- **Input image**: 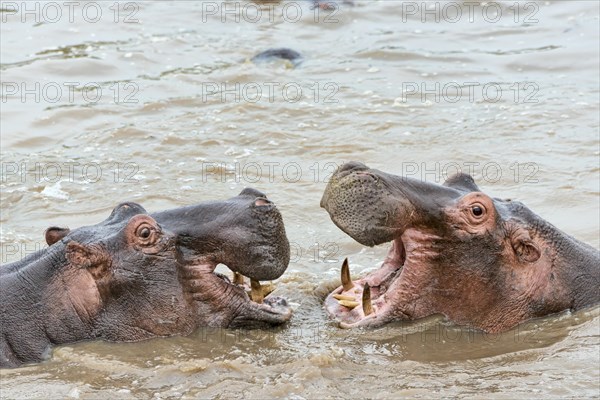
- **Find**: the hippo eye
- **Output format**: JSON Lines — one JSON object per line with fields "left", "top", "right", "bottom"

{"left": 135, "top": 224, "right": 157, "bottom": 243}
{"left": 471, "top": 205, "right": 484, "bottom": 217}
{"left": 139, "top": 227, "right": 151, "bottom": 239}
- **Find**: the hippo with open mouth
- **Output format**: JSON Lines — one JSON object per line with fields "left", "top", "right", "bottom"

{"left": 0, "top": 188, "right": 292, "bottom": 368}
{"left": 321, "top": 161, "right": 599, "bottom": 333}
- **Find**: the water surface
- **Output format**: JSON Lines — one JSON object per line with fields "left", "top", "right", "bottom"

{"left": 1, "top": 1, "right": 599, "bottom": 398}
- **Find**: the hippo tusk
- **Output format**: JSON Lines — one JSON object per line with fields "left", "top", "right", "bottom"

{"left": 333, "top": 294, "right": 355, "bottom": 301}
{"left": 362, "top": 283, "right": 373, "bottom": 316}
{"left": 341, "top": 258, "right": 354, "bottom": 291}
{"left": 261, "top": 281, "right": 275, "bottom": 297}
{"left": 338, "top": 300, "right": 360, "bottom": 309}
{"left": 233, "top": 272, "right": 245, "bottom": 286}
{"left": 250, "top": 279, "right": 264, "bottom": 303}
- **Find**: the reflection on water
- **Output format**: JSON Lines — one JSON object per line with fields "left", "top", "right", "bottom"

{"left": 1, "top": 1, "right": 599, "bottom": 398}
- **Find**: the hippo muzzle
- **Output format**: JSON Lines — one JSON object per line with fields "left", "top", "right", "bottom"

{"left": 151, "top": 188, "right": 292, "bottom": 328}
{"left": 153, "top": 188, "right": 290, "bottom": 281}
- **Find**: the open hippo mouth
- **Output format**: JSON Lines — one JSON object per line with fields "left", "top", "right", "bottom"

{"left": 179, "top": 259, "right": 292, "bottom": 328}
{"left": 322, "top": 234, "right": 412, "bottom": 328}
{"left": 323, "top": 225, "right": 445, "bottom": 328}
{"left": 152, "top": 188, "right": 293, "bottom": 328}
{"left": 320, "top": 163, "right": 420, "bottom": 327}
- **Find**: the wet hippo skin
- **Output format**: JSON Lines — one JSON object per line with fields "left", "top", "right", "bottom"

{"left": 321, "top": 161, "right": 600, "bottom": 332}
{"left": 0, "top": 189, "right": 292, "bottom": 368}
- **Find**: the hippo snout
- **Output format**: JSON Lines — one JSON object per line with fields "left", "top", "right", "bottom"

{"left": 154, "top": 188, "right": 290, "bottom": 282}
{"left": 321, "top": 162, "right": 370, "bottom": 209}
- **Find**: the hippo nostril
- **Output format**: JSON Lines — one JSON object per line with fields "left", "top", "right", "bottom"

{"left": 254, "top": 198, "right": 272, "bottom": 207}
{"left": 356, "top": 171, "right": 375, "bottom": 179}
{"left": 239, "top": 188, "right": 267, "bottom": 198}
{"left": 337, "top": 161, "right": 368, "bottom": 174}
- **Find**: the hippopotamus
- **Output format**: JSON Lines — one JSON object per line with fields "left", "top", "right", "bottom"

{"left": 250, "top": 48, "right": 303, "bottom": 67}
{"left": 0, "top": 188, "right": 292, "bottom": 368}
{"left": 321, "top": 161, "right": 599, "bottom": 333}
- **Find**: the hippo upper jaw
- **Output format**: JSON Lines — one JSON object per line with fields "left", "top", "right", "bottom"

{"left": 320, "top": 161, "right": 458, "bottom": 247}
{"left": 154, "top": 188, "right": 291, "bottom": 282}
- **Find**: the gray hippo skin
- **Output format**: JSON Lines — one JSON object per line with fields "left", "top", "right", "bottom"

{"left": 321, "top": 162, "right": 599, "bottom": 332}
{"left": 251, "top": 48, "right": 302, "bottom": 66}
{"left": 1, "top": 188, "right": 291, "bottom": 368}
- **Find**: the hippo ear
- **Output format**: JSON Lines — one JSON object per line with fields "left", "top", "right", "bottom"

{"left": 45, "top": 227, "right": 70, "bottom": 246}
{"left": 107, "top": 202, "right": 148, "bottom": 224}
{"left": 443, "top": 173, "right": 480, "bottom": 192}
{"left": 510, "top": 229, "right": 541, "bottom": 263}
{"left": 65, "top": 241, "right": 110, "bottom": 279}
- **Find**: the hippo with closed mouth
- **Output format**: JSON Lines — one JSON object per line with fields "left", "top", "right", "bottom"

{"left": 321, "top": 161, "right": 599, "bottom": 332}
{"left": 0, "top": 188, "right": 291, "bottom": 368}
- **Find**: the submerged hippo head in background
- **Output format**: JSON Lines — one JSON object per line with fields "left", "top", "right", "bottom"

{"left": 321, "top": 161, "right": 599, "bottom": 332}
{"left": 1, "top": 188, "right": 291, "bottom": 368}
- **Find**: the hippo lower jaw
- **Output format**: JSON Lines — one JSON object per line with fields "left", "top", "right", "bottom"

{"left": 326, "top": 227, "right": 442, "bottom": 328}
{"left": 182, "top": 262, "right": 292, "bottom": 328}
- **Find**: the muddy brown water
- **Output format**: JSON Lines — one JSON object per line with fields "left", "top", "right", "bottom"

{"left": 1, "top": 1, "right": 599, "bottom": 399}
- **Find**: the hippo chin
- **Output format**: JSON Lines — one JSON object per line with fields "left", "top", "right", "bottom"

{"left": 1, "top": 188, "right": 291, "bottom": 368}
{"left": 321, "top": 161, "right": 599, "bottom": 333}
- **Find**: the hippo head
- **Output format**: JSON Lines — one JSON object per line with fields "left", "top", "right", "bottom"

{"left": 45, "top": 189, "right": 291, "bottom": 342}
{"left": 321, "top": 162, "right": 599, "bottom": 333}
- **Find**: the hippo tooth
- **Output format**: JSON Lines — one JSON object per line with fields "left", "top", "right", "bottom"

{"left": 341, "top": 258, "right": 354, "bottom": 291}
{"left": 362, "top": 284, "right": 373, "bottom": 316}
{"left": 338, "top": 300, "right": 360, "bottom": 309}
{"left": 250, "top": 279, "right": 264, "bottom": 303}
{"left": 261, "top": 281, "right": 275, "bottom": 297}
{"left": 333, "top": 294, "right": 355, "bottom": 301}
{"left": 233, "top": 272, "right": 245, "bottom": 286}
